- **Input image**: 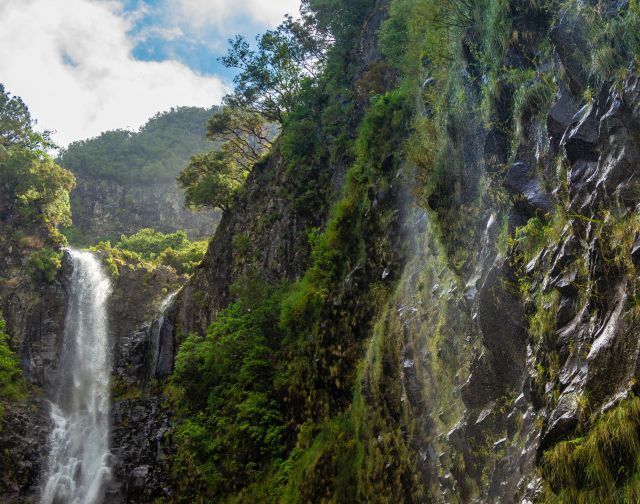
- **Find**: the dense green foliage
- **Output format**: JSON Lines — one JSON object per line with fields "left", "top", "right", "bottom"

{"left": 170, "top": 0, "right": 411, "bottom": 494}
{"left": 25, "top": 247, "right": 63, "bottom": 284}
{"left": 170, "top": 0, "right": 640, "bottom": 502}
{"left": 178, "top": 14, "right": 323, "bottom": 212}
{"left": 92, "top": 228, "right": 207, "bottom": 276}
{"left": 0, "top": 83, "right": 53, "bottom": 150}
{"left": 171, "top": 285, "right": 285, "bottom": 498}
{"left": 221, "top": 15, "right": 329, "bottom": 123}
{"left": 0, "top": 313, "right": 25, "bottom": 427}
{"left": 178, "top": 150, "right": 248, "bottom": 211}
{"left": 58, "top": 107, "right": 216, "bottom": 184}
{"left": 0, "top": 84, "right": 75, "bottom": 245}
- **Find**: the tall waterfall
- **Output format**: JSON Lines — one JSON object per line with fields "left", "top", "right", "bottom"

{"left": 41, "top": 249, "right": 113, "bottom": 504}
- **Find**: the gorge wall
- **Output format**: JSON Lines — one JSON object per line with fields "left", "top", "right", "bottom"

{"left": 170, "top": 0, "right": 640, "bottom": 502}
{"left": 70, "top": 175, "right": 220, "bottom": 242}
{"left": 2, "top": 0, "right": 640, "bottom": 503}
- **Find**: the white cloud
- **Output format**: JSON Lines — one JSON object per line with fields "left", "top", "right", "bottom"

{"left": 172, "top": 0, "right": 301, "bottom": 31}
{"left": 0, "top": 0, "right": 229, "bottom": 146}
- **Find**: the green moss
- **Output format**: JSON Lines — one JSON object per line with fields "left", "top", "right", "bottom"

{"left": 542, "top": 396, "right": 640, "bottom": 502}
{"left": 0, "top": 313, "right": 26, "bottom": 428}
{"left": 111, "top": 377, "right": 143, "bottom": 401}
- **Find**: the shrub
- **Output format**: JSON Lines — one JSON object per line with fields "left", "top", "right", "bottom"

{"left": 25, "top": 247, "right": 62, "bottom": 283}
{"left": 0, "top": 313, "right": 25, "bottom": 427}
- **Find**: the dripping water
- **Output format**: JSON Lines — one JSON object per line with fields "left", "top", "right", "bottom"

{"left": 41, "top": 249, "right": 112, "bottom": 504}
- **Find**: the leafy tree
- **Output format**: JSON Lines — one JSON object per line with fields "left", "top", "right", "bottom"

{"left": 0, "top": 84, "right": 75, "bottom": 236}
{"left": 171, "top": 287, "right": 284, "bottom": 496}
{"left": 178, "top": 150, "right": 247, "bottom": 211}
{"left": 221, "top": 15, "right": 330, "bottom": 123}
{"left": 93, "top": 228, "right": 208, "bottom": 276}
{"left": 115, "top": 228, "right": 192, "bottom": 258}
{"left": 301, "top": 0, "right": 375, "bottom": 45}
{"left": 0, "top": 83, "right": 53, "bottom": 151}
{"left": 206, "top": 108, "right": 274, "bottom": 170}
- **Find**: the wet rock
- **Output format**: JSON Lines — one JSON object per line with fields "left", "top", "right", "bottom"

{"left": 126, "top": 466, "right": 150, "bottom": 502}
{"left": 550, "top": 12, "right": 590, "bottom": 96}
{"left": 0, "top": 398, "right": 49, "bottom": 500}
{"left": 585, "top": 282, "right": 640, "bottom": 406}
{"left": 562, "top": 104, "right": 600, "bottom": 164}
{"left": 503, "top": 162, "right": 552, "bottom": 215}
{"left": 541, "top": 391, "right": 579, "bottom": 450}
{"left": 547, "top": 91, "right": 579, "bottom": 149}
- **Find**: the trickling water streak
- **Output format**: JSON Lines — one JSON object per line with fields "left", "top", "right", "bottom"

{"left": 41, "top": 249, "right": 112, "bottom": 504}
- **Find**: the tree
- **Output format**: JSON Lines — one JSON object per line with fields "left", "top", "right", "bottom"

{"left": 0, "top": 84, "right": 75, "bottom": 235}
{"left": 178, "top": 11, "right": 334, "bottom": 213}
{"left": 220, "top": 15, "right": 330, "bottom": 123}
{"left": 206, "top": 108, "right": 274, "bottom": 171}
{"left": 177, "top": 151, "right": 247, "bottom": 211}
{"left": 301, "top": 0, "right": 374, "bottom": 44}
{"left": 0, "top": 84, "right": 53, "bottom": 151}
{"left": 177, "top": 108, "right": 276, "bottom": 213}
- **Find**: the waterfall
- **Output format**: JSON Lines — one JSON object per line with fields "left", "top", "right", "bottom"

{"left": 41, "top": 249, "right": 113, "bottom": 504}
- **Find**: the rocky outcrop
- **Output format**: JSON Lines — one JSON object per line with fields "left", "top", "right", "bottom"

{"left": 0, "top": 241, "right": 72, "bottom": 499}
{"left": 71, "top": 174, "right": 220, "bottom": 242}
{"left": 0, "top": 397, "right": 50, "bottom": 502}
{"left": 175, "top": 148, "right": 327, "bottom": 335}
{"left": 106, "top": 265, "right": 182, "bottom": 503}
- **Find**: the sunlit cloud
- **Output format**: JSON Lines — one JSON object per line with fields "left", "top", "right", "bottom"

{"left": 0, "top": 0, "right": 229, "bottom": 146}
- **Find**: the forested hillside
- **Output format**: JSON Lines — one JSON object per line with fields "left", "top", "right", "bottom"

{"left": 59, "top": 107, "right": 221, "bottom": 243}
{"left": 2, "top": 0, "right": 640, "bottom": 502}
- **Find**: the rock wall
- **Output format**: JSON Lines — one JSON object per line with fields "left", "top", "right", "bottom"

{"left": 0, "top": 241, "right": 180, "bottom": 501}
{"left": 0, "top": 236, "right": 71, "bottom": 500}
{"left": 104, "top": 259, "right": 183, "bottom": 503}
{"left": 170, "top": 2, "right": 640, "bottom": 502}
{"left": 71, "top": 174, "right": 220, "bottom": 242}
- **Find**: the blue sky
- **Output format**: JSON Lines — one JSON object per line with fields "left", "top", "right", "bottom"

{"left": 125, "top": 0, "right": 237, "bottom": 79}
{"left": 0, "top": 0, "right": 300, "bottom": 146}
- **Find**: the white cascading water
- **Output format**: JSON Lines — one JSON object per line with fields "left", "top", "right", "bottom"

{"left": 41, "top": 249, "right": 113, "bottom": 504}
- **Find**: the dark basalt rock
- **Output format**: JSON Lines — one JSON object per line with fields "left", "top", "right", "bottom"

{"left": 550, "top": 11, "right": 590, "bottom": 96}
{"left": 547, "top": 90, "right": 579, "bottom": 150}
{"left": 0, "top": 397, "right": 49, "bottom": 501}
{"left": 562, "top": 103, "right": 600, "bottom": 164}
{"left": 71, "top": 174, "right": 220, "bottom": 242}
{"left": 108, "top": 284, "right": 179, "bottom": 503}
{"left": 503, "top": 161, "right": 553, "bottom": 216}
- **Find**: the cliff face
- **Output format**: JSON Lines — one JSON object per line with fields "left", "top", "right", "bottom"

{"left": 0, "top": 237, "right": 180, "bottom": 501}
{"left": 71, "top": 175, "right": 220, "bottom": 242}
{"left": 3, "top": 1, "right": 640, "bottom": 502}
{"left": 171, "top": 1, "right": 640, "bottom": 502}
{"left": 105, "top": 259, "right": 183, "bottom": 503}
{"left": 0, "top": 229, "right": 71, "bottom": 499}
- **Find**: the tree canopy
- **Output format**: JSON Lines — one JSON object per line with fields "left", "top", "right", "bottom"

{"left": 0, "top": 84, "right": 75, "bottom": 239}
{"left": 178, "top": 150, "right": 248, "bottom": 211}
{"left": 221, "top": 15, "right": 330, "bottom": 123}
{"left": 58, "top": 106, "right": 218, "bottom": 185}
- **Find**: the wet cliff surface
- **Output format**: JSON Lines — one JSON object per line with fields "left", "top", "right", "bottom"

{"left": 3, "top": 1, "right": 640, "bottom": 502}
{"left": 171, "top": 1, "right": 640, "bottom": 502}
{"left": 0, "top": 233, "right": 71, "bottom": 500}
{"left": 0, "top": 243, "right": 179, "bottom": 501}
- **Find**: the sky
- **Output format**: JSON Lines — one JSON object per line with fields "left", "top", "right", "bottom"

{"left": 0, "top": 0, "right": 300, "bottom": 147}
